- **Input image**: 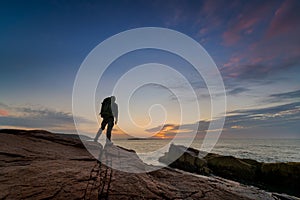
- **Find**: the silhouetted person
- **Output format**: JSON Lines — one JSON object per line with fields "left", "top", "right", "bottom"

{"left": 94, "top": 96, "right": 118, "bottom": 143}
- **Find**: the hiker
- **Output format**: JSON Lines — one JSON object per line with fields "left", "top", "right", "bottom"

{"left": 94, "top": 96, "right": 118, "bottom": 143}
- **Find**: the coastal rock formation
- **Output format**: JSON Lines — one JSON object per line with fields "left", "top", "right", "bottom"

{"left": 0, "top": 129, "right": 296, "bottom": 200}
{"left": 159, "top": 144, "right": 211, "bottom": 175}
{"left": 260, "top": 162, "right": 300, "bottom": 196}
{"left": 159, "top": 144, "right": 300, "bottom": 198}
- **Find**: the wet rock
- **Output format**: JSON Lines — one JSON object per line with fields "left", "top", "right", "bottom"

{"left": 205, "top": 155, "right": 257, "bottom": 182}
{"left": 260, "top": 162, "right": 300, "bottom": 195}
{"left": 159, "top": 143, "right": 300, "bottom": 198}
{"left": 159, "top": 144, "right": 211, "bottom": 175}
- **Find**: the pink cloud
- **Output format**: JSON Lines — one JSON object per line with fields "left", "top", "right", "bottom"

{"left": 221, "top": 55, "right": 245, "bottom": 79}
{"left": 266, "top": 0, "right": 300, "bottom": 38}
{"left": 223, "top": 55, "right": 241, "bottom": 68}
{"left": 222, "top": 1, "right": 300, "bottom": 79}
{"left": 0, "top": 109, "right": 9, "bottom": 116}
{"left": 222, "top": 31, "right": 241, "bottom": 46}
{"left": 202, "top": 1, "right": 221, "bottom": 14}
{"left": 222, "top": 2, "right": 277, "bottom": 46}
{"left": 198, "top": 27, "right": 209, "bottom": 35}
{"left": 199, "top": 0, "right": 231, "bottom": 31}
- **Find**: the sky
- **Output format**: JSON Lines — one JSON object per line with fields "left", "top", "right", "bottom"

{"left": 1, "top": 0, "right": 300, "bottom": 139}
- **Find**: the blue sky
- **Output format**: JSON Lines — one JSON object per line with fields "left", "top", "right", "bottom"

{"left": 1, "top": 0, "right": 300, "bottom": 138}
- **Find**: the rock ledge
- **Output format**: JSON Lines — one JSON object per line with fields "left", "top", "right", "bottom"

{"left": 0, "top": 129, "right": 298, "bottom": 200}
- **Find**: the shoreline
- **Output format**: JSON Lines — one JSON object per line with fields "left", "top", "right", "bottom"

{"left": 159, "top": 144, "right": 300, "bottom": 197}
{"left": 113, "top": 138, "right": 300, "bottom": 163}
{"left": 1, "top": 129, "right": 299, "bottom": 199}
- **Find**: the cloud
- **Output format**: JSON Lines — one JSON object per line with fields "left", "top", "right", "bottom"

{"left": 0, "top": 102, "right": 9, "bottom": 109}
{"left": 0, "top": 109, "right": 9, "bottom": 116}
{"left": 145, "top": 101, "right": 300, "bottom": 138}
{"left": 156, "top": 0, "right": 200, "bottom": 27}
{"left": 153, "top": 1, "right": 299, "bottom": 85}
{"left": 145, "top": 120, "right": 211, "bottom": 138}
{"left": 226, "top": 102, "right": 300, "bottom": 129}
{"left": 220, "top": 0, "right": 300, "bottom": 81}
{"left": 145, "top": 124, "right": 179, "bottom": 138}
{"left": 145, "top": 123, "right": 177, "bottom": 133}
{"left": 266, "top": 0, "right": 300, "bottom": 39}
{"left": 196, "top": 0, "right": 237, "bottom": 42}
{"left": 222, "top": 1, "right": 277, "bottom": 46}
{"left": 222, "top": 63, "right": 273, "bottom": 80}
{"left": 228, "top": 101, "right": 300, "bottom": 116}
{"left": 269, "top": 89, "right": 300, "bottom": 100}
{"left": 0, "top": 102, "right": 92, "bottom": 133}
{"left": 227, "top": 87, "right": 250, "bottom": 96}
{"left": 260, "top": 89, "right": 300, "bottom": 104}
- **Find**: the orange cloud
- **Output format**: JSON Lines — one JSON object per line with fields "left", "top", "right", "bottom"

{"left": 150, "top": 124, "right": 179, "bottom": 139}
{"left": 0, "top": 109, "right": 8, "bottom": 116}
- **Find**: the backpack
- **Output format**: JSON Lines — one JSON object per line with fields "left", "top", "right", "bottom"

{"left": 100, "top": 97, "right": 113, "bottom": 118}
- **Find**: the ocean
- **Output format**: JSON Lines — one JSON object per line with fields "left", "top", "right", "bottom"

{"left": 113, "top": 138, "right": 300, "bottom": 164}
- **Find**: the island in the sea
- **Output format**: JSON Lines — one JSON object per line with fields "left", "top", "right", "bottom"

{"left": 127, "top": 137, "right": 164, "bottom": 140}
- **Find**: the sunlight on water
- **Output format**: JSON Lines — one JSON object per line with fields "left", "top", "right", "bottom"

{"left": 114, "top": 138, "right": 300, "bottom": 164}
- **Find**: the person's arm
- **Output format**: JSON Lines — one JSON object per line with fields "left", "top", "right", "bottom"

{"left": 114, "top": 104, "right": 118, "bottom": 124}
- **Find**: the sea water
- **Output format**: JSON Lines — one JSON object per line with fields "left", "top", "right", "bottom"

{"left": 113, "top": 138, "right": 300, "bottom": 163}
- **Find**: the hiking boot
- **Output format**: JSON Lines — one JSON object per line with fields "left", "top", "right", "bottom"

{"left": 106, "top": 140, "right": 113, "bottom": 146}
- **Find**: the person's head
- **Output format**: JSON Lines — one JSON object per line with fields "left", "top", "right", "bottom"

{"left": 111, "top": 96, "right": 116, "bottom": 102}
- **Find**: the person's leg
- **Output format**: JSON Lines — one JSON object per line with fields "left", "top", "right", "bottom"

{"left": 94, "top": 118, "right": 108, "bottom": 142}
{"left": 94, "top": 128, "right": 102, "bottom": 142}
{"left": 106, "top": 117, "right": 114, "bottom": 141}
